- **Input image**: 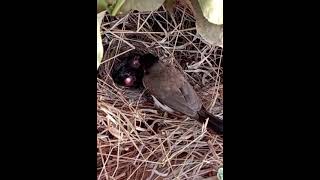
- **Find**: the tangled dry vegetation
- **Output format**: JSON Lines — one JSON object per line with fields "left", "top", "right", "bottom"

{"left": 97, "top": 2, "right": 223, "bottom": 180}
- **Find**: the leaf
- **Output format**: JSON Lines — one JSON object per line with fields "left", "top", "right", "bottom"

{"left": 163, "top": 0, "right": 176, "bottom": 13}
{"left": 217, "top": 167, "right": 223, "bottom": 180}
{"left": 97, "top": 21, "right": 103, "bottom": 69}
{"left": 97, "top": 0, "right": 108, "bottom": 13}
{"left": 117, "top": 0, "right": 165, "bottom": 15}
{"left": 97, "top": 11, "right": 106, "bottom": 70}
{"left": 198, "top": 0, "right": 223, "bottom": 25}
{"left": 98, "top": 0, "right": 119, "bottom": 14}
{"left": 189, "top": 0, "right": 223, "bottom": 47}
{"left": 110, "top": 0, "right": 126, "bottom": 16}
{"left": 97, "top": 10, "right": 106, "bottom": 25}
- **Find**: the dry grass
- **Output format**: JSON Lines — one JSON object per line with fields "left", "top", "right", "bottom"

{"left": 97, "top": 2, "right": 223, "bottom": 180}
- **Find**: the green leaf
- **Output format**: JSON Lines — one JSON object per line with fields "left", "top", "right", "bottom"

{"left": 117, "top": 0, "right": 165, "bottom": 15}
{"left": 97, "top": 11, "right": 106, "bottom": 70}
{"left": 217, "top": 167, "right": 223, "bottom": 180}
{"left": 198, "top": 0, "right": 223, "bottom": 25}
{"left": 97, "top": 0, "right": 107, "bottom": 13}
{"left": 190, "top": 0, "right": 223, "bottom": 46}
{"left": 111, "top": 0, "right": 126, "bottom": 16}
{"left": 98, "top": 0, "right": 118, "bottom": 14}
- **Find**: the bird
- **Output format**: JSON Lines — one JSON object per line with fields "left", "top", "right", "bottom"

{"left": 136, "top": 53, "right": 223, "bottom": 135}
{"left": 111, "top": 52, "right": 144, "bottom": 88}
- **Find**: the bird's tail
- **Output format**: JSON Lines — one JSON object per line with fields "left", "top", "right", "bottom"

{"left": 197, "top": 106, "right": 223, "bottom": 135}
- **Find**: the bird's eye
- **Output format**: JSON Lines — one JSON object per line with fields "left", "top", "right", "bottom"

{"left": 131, "top": 56, "right": 141, "bottom": 68}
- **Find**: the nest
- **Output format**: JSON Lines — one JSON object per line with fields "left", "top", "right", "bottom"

{"left": 97, "top": 2, "right": 223, "bottom": 180}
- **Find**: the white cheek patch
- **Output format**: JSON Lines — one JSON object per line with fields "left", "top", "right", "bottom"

{"left": 152, "top": 95, "right": 174, "bottom": 113}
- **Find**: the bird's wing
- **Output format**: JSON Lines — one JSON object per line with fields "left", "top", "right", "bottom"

{"left": 143, "top": 63, "right": 202, "bottom": 117}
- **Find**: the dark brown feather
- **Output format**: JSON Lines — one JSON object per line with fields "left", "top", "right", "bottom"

{"left": 143, "top": 61, "right": 201, "bottom": 117}
{"left": 141, "top": 55, "right": 223, "bottom": 135}
{"left": 196, "top": 106, "right": 223, "bottom": 134}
